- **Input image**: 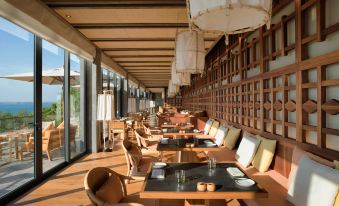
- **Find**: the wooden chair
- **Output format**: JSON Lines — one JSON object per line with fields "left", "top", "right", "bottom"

{"left": 84, "top": 167, "right": 145, "bottom": 206}
{"left": 122, "top": 139, "right": 158, "bottom": 183}
{"left": 134, "top": 129, "right": 158, "bottom": 149}
{"left": 0, "top": 135, "right": 10, "bottom": 160}
{"left": 142, "top": 124, "right": 162, "bottom": 141}
{"left": 109, "top": 120, "right": 127, "bottom": 142}
{"left": 20, "top": 125, "right": 77, "bottom": 161}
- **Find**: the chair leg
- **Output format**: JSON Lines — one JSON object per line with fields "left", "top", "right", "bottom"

{"left": 46, "top": 149, "right": 52, "bottom": 161}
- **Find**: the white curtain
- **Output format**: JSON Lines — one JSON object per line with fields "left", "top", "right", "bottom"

{"left": 97, "top": 93, "right": 115, "bottom": 121}
{"left": 128, "top": 97, "right": 136, "bottom": 113}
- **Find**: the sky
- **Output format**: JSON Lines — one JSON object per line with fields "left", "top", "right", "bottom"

{"left": 0, "top": 17, "right": 80, "bottom": 103}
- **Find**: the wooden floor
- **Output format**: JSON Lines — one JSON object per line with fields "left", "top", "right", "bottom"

{"left": 9, "top": 137, "right": 240, "bottom": 206}
{"left": 9, "top": 140, "right": 148, "bottom": 206}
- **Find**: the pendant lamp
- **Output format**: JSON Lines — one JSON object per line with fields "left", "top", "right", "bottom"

{"left": 188, "top": 0, "right": 272, "bottom": 34}
{"left": 168, "top": 80, "right": 179, "bottom": 97}
{"left": 171, "top": 60, "right": 191, "bottom": 86}
{"left": 175, "top": 30, "right": 205, "bottom": 74}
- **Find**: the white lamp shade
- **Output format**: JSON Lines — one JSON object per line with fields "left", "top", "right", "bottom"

{"left": 171, "top": 60, "right": 191, "bottom": 86}
{"left": 175, "top": 31, "right": 205, "bottom": 74}
{"left": 97, "top": 93, "right": 115, "bottom": 121}
{"left": 189, "top": 0, "right": 272, "bottom": 34}
{"left": 168, "top": 80, "right": 179, "bottom": 97}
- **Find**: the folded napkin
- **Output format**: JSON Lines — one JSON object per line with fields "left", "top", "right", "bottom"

{"left": 151, "top": 169, "right": 165, "bottom": 179}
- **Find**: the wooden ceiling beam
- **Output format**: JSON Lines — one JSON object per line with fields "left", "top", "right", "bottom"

{"left": 43, "top": 0, "right": 186, "bottom": 8}
{"left": 102, "top": 48, "right": 174, "bottom": 51}
{"left": 117, "top": 61, "right": 171, "bottom": 63}
{"left": 73, "top": 23, "right": 188, "bottom": 29}
{"left": 110, "top": 55, "right": 174, "bottom": 58}
{"left": 127, "top": 69, "right": 170, "bottom": 71}
{"left": 89, "top": 37, "right": 216, "bottom": 42}
{"left": 125, "top": 65, "right": 170, "bottom": 67}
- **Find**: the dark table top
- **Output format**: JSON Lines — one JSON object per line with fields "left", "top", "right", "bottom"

{"left": 161, "top": 128, "right": 196, "bottom": 133}
{"left": 143, "top": 163, "right": 265, "bottom": 194}
{"left": 157, "top": 138, "right": 218, "bottom": 151}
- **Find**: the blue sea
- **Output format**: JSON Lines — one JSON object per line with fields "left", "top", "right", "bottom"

{"left": 0, "top": 102, "right": 54, "bottom": 114}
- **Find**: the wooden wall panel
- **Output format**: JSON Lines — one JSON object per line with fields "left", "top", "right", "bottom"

{"left": 180, "top": 0, "right": 339, "bottom": 177}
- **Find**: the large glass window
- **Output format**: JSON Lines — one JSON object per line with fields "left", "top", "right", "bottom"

{"left": 102, "top": 68, "right": 109, "bottom": 90}
{"left": 0, "top": 17, "right": 87, "bottom": 202}
{"left": 70, "top": 54, "right": 85, "bottom": 158}
{"left": 0, "top": 17, "right": 35, "bottom": 198}
{"left": 42, "top": 39, "right": 65, "bottom": 172}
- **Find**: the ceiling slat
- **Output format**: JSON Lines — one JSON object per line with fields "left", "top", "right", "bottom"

{"left": 44, "top": 0, "right": 186, "bottom": 8}
{"left": 73, "top": 23, "right": 188, "bottom": 29}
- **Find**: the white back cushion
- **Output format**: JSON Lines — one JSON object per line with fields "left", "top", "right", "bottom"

{"left": 203, "top": 119, "right": 214, "bottom": 135}
{"left": 235, "top": 134, "right": 261, "bottom": 167}
{"left": 287, "top": 156, "right": 339, "bottom": 206}
{"left": 214, "top": 126, "right": 229, "bottom": 146}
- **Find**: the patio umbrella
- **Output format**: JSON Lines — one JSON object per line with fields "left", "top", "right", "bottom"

{"left": 0, "top": 67, "right": 80, "bottom": 85}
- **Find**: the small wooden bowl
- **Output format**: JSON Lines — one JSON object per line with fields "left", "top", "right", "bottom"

{"left": 206, "top": 183, "right": 216, "bottom": 192}
{"left": 197, "top": 182, "right": 207, "bottom": 192}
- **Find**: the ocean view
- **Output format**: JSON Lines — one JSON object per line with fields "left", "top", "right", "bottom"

{"left": 0, "top": 102, "right": 53, "bottom": 114}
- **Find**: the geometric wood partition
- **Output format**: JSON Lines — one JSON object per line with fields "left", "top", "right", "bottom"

{"left": 180, "top": 0, "right": 339, "bottom": 175}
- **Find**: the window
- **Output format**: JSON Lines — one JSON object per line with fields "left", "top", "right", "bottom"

{"left": 42, "top": 39, "right": 65, "bottom": 172}
{"left": 0, "top": 17, "right": 35, "bottom": 198}
{"left": 70, "top": 54, "right": 85, "bottom": 158}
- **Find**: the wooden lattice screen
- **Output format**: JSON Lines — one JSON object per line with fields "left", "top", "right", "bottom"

{"left": 180, "top": 0, "right": 339, "bottom": 166}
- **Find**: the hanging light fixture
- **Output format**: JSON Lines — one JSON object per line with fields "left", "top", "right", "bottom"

{"left": 188, "top": 0, "right": 272, "bottom": 35}
{"left": 171, "top": 60, "right": 191, "bottom": 86}
{"left": 168, "top": 80, "right": 179, "bottom": 98}
{"left": 175, "top": 30, "right": 205, "bottom": 74}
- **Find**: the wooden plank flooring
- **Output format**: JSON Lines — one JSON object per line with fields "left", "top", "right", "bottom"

{"left": 8, "top": 138, "right": 241, "bottom": 206}
{"left": 9, "top": 140, "right": 146, "bottom": 206}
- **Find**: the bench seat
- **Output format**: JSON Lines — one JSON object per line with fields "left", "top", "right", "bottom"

{"left": 206, "top": 149, "right": 293, "bottom": 206}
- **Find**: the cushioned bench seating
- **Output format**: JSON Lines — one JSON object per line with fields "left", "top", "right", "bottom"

{"left": 207, "top": 148, "right": 293, "bottom": 206}
{"left": 201, "top": 118, "right": 338, "bottom": 206}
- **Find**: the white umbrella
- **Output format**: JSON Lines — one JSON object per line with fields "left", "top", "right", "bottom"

{"left": 0, "top": 67, "right": 80, "bottom": 85}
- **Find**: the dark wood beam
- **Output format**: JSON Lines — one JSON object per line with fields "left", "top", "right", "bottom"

{"left": 90, "top": 37, "right": 216, "bottom": 42}
{"left": 43, "top": 0, "right": 186, "bottom": 8}
{"left": 117, "top": 61, "right": 172, "bottom": 63}
{"left": 102, "top": 48, "right": 174, "bottom": 51}
{"left": 74, "top": 23, "right": 188, "bottom": 29}
{"left": 124, "top": 65, "right": 170, "bottom": 67}
{"left": 110, "top": 55, "right": 174, "bottom": 58}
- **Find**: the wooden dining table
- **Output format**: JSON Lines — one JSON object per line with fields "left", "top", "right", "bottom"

{"left": 0, "top": 130, "right": 32, "bottom": 161}
{"left": 140, "top": 163, "right": 268, "bottom": 206}
{"left": 157, "top": 137, "right": 224, "bottom": 162}
{"left": 160, "top": 123, "right": 195, "bottom": 130}
{"left": 161, "top": 128, "right": 201, "bottom": 138}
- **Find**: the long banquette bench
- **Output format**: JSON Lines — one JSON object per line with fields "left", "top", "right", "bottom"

{"left": 198, "top": 118, "right": 339, "bottom": 206}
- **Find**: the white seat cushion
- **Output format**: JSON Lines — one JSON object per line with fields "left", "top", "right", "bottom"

{"left": 287, "top": 156, "right": 339, "bottom": 206}
{"left": 214, "top": 126, "right": 229, "bottom": 146}
{"left": 203, "top": 119, "right": 214, "bottom": 135}
{"left": 235, "top": 133, "right": 261, "bottom": 167}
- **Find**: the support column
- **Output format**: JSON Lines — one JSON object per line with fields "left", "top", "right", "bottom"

{"left": 87, "top": 48, "right": 102, "bottom": 153}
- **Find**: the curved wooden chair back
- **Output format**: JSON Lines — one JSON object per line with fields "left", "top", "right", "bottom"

{"left": 134, "top": 129, "right": 148, "bottom": 148}
{"left": 84, "top": 167, "right": 127, "bottom": 206}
